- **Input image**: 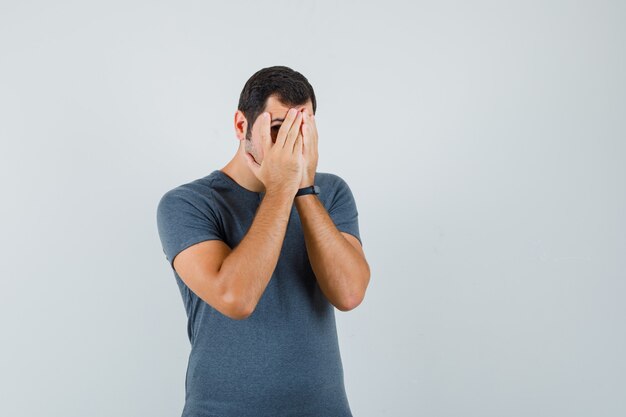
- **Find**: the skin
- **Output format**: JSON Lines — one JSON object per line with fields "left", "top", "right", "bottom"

{"left": 220, "top": 94, "right": 371, "bottom": 311}
{"left": 224, "top": 94, "right": 316, "bottom": 193}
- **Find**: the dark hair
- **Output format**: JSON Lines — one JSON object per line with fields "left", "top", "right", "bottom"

{"left": 237, "top": 65, "right": 317, "bottom": 140}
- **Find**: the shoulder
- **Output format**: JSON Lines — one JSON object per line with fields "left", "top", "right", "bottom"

{"left": 314, "top": 172, "right": 358, "bottom": 211}
{"left": 314, "top": 171, "right": 356, "bottom": 195}
{"left": 157, "top": 173, "right": 219, "bottom": 214}
{"left": 314, "top": 171, "right": 351, "bottom": 189}
{"left": 157, "top": 183, "right": 198, "bottom": 210}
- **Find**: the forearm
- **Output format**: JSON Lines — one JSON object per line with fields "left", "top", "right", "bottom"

{"left": 295, "top": 195, "right": 369, "bottom": 310}
{"left": 219, "top": 191, "right": 294, "bottom": 315}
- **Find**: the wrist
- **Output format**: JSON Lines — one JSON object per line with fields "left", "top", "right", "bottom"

{"left": 264, "top": 188, "right": 296, "bottom": 201}
{"left": 295, "top": 184, "right": 320, "bottom": 198}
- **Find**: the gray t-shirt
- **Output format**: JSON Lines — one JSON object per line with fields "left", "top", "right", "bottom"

{"left": 156, "top": 169, "right": 361, "bottom": 417}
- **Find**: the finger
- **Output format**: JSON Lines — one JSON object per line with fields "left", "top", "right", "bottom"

{"left": 293, "top": 127, "right": 303, "bottom": 154}
{"left": 284, "top": 110, "right": 303, "bottom": 151}
{"left": 310, "top": 112, "right": 318, "bottom": 146}
{"left": 309, "top": 112, "right": 316, "bottom": 130}
{"left": 301, "top": 110, "right": 309, "bottom": 151}
{"left": 276, "top": 108, "right": 298, "bottom": 148}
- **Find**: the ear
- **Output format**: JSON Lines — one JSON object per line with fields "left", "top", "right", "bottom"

{"left": 234, "top": 110, "right": 247, "bottom": 141}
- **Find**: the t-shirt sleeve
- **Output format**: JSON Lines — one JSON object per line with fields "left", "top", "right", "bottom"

{"left": 328, "top": 175, "right": 362, "bottom": 246}
{"left": 156, "top": 188, "right": 224, "bottom": 271}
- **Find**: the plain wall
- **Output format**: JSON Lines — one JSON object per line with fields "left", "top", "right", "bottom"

{"left": 1, "top": 1, "right": 624, "bottom": 416}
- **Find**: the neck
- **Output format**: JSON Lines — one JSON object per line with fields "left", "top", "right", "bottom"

{"left": 220, "top": 144, "right": 266, "bottom": 193}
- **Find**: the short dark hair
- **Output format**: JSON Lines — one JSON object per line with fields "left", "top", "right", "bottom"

{"left": 237, "top": 65, "right": 317, "bottom": 140}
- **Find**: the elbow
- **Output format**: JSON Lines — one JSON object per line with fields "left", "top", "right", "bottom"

{"left": 336, "top": 289, "right": 367, "bottom": 312}
{"left": 221, "top": 298, "right": 254, "bottom": 320}
{"left": 336, "top": 270, "right": 370, "bottom": 312}
{"left": 220, "top": 288, "right": 256, "bottom": 321}
{"left": 336, "top": 301, "right": 357, "bottom": 312}
{"left": 215, "top": 264, "right": 268, "bottom": 320}
{"left": 228, "top": 308, "right": 253, "bottom": 321}
{"left": 336, "top": 294, "right": 365, "bottom": 312}
{"left": 213, "top": 267, "right": 254, "bottom": 320}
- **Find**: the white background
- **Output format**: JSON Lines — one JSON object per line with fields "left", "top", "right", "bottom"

{"left": 1, "top": 1, "right": 624, "bottom": 416}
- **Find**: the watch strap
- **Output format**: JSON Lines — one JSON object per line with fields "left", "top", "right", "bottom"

{"left": 295, "top": 185, "right": 320, "bottom": 197}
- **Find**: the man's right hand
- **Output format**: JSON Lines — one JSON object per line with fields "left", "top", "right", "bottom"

{"left": 244, "top": 108, "right": 304, "bottom": 196}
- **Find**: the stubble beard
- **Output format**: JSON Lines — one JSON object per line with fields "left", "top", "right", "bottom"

{"left": 244, "top": 129, "right": 260, "bottom": 165}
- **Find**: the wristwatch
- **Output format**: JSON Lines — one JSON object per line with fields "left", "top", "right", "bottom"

{"left": 295, "top": 185, "right": 320, "bottom": 197}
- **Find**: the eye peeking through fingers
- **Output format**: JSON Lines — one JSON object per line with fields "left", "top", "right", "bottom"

{"left": 271, "top": 125, "right": 280, "bottom": 142}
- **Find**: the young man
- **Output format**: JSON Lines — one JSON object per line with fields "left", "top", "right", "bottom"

{"left": 156, "top": 65, "right": 370, "bottom": 417}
